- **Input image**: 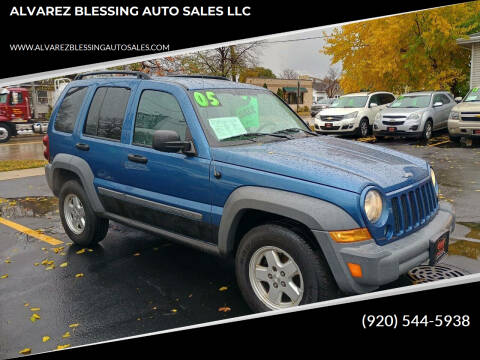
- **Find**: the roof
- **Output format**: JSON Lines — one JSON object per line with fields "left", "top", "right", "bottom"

{"left": 456, "top": 32, "right": 480, "bottom": 48}
{"left": 405, "top": 90, "right": 449, "bottom": 95}
{"left": 342, "top": 91, "right": 392, "bottom": 97}
{"left": 71, "top": 72, "right": 262, "bottom": 91}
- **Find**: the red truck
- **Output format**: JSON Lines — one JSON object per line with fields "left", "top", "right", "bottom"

{"left": 0, "top": 87, "right": 48, "bottom": 143}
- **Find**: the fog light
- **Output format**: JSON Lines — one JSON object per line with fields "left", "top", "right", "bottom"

{"left": 347, "top": 263, "right": 362, "bottom": 278}
{"left": 410, "top": 125, "right": 419, "bottom": 130}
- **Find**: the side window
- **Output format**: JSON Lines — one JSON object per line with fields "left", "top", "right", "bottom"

{"left": 54, "top": 87, "right": 88, "bottom": 133}
{"left": 440, "top": 94, "right": 451, "bottom": 104}
{"left": 369, "top": 94, "right": 380, "bottom": 107}
{"left": 433, "top": 94, "right": 444, "bottom": 106}
{"left": 10, "top": 92, "right": 23, "bottom": 105}
{"left": 84, "top": 87, "right": 131, "bottom": 141}
{"left": 133, "top": 90, "right": 187, "bottom": 147}
{"left": 381, "top": 93, "right": 395, "bottom": 104}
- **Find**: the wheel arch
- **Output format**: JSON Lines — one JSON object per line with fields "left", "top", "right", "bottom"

{"left": 218, "top": 186, "right": 359, "bottom": 257}
{"left": 49, "top": 154, "right": 105, "bottom": 213}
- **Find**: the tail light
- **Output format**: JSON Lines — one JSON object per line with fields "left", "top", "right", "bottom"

{"left": 42, "top": 134, "right": 50, "bottom": 162}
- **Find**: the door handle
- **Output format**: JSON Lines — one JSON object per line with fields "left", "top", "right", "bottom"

{"left": 128, "top": 154, "right": 148, "bottom": 164}
{"left": 75, "top": 143, "right": 89, "bottom": 151}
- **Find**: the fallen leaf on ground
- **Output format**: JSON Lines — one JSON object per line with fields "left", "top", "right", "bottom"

{"left": 133, "top": 252, "right": 140, "bottom": 256}
{"left": 18, "top": 348, "right": 31, "bottom": 355}
{"left": 30, "top": 313, "right": 40, "bottom": 322}
{"left": 60, "top": 262, "right": 68, "bottom": 268}
{"left": 69, "top": 323, "right": 79, "bottom": 328}
{"left": 33, "top": 263, "right": 39, "bottom": 266}
{"left": 30, "top": 308, "right": 40, "bottom": 311}
{"left": 24, "top": 303, "right": 29, "bottom": 307}
{"left": 171, "top": 309, "right": 177, "bottom": 313}
{"left": 1, "top": 274, "right": 8, "bottom": 279}
{"left": 76, "top": 249, "right": 86, "bottom": 254}
{"left": 56, "top": 344, "right": 70, "bottom": 350}
{"left": 62, "top": 332, "right": 70, "bottom": 338}
{"left": 45, "top": 265, "right": 55, "bottom": 270}
{"left": 87, "top": 249, "right": 93, "bottom": 252}
{"left": 52, "top": 247, "right": 64, "bottom": 254}
{"left": 41, "top": 248, "right": 47, "bottom": 251}
{"left": 218, "top": 286, "right": 228, "bottom": 291}
{"left": 42, "top": 336, "right": 50, "bottom": 342}
{"left": 218, "top": 307, "right": 231, "bottom": 312}
{"left": 5, "top": 259, "right": 11, "bottom": 264}
{"left": 75, "top": 273, "right": 84, "bottom": 278}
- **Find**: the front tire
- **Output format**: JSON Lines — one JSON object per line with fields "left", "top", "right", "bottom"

{"left": 235, "top": 224, "right": 339, "bottom": 312}
{"left": 357, "top": 118, "right": 369, "bottom": 138}
{"left": 59, "top": 180, "right": 109, "bottom": 246}
{"left": 0, "top": 123, "right": 12, "bottom": 143}
{"left": 422, "top": 120, "right": 433, "bottom": 140}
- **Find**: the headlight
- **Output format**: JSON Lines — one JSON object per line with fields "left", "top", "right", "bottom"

{"left": 344, "top": 111, "right": 358, "bottom": 119}
{"left": 430, "top": 168, "right": 438, "bottom": 195}
{"left": 450, "top": 111, "right": 460, "bottom": 120}
{"left": 407, "top": 112, "right": 421, "bottom": 120}
{"left": 364, "top": 189, "right": 383, "bottom": 223}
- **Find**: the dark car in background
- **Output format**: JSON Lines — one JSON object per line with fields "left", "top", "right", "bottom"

{"left": 311, "top": 98, "right": 334, "bottom": 117}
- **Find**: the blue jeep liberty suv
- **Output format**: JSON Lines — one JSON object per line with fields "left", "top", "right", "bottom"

{"left": 44, "top": 71, "right": 455, "bottom": 312}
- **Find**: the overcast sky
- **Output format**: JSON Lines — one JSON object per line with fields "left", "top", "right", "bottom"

{"left": 256, "top": 25, "right": 342, "bottom": 79}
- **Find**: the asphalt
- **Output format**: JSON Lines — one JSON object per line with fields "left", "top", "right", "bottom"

{"left": 1, "top": 132, "right": 480, "bottom": 358}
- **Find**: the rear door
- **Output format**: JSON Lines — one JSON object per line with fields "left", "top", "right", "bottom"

{"left": 432, "top": 93, "right": 451, "bottom": 129}
{"left": 99, "top": 82, "right": 214, "bottom": 243}
{"left": 72, "top": 81, "right": 139, "bottom": 193}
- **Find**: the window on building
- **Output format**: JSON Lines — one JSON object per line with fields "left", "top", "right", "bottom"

{"left": 54, "top": 87, "right": 88, "bottom": 134}
{"left": 133, "top": 90, "right": 187, "bottom": 147}
{"left": 84, "top": 87, "right": 131, "bottom": 141}
{"left": 37, "top": 90, "right": 49, "bottom": 104}
{"left": 286, "top": 92, "right": 304, "bottom": 105}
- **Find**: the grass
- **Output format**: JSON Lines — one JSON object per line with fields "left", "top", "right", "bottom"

{"left": 0, "top": 159, "right": 47, "bottom": 172}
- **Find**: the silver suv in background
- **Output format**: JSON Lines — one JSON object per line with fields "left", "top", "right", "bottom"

{"left": 373, "top": 91, "right": 456, "bottom": 140}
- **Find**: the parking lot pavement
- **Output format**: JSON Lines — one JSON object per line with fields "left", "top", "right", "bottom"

{"left": 0, "top": 136, "right": 44, "bottom": 161}
{"left": 1, "top": 131, "right": 480, "bottom": 357}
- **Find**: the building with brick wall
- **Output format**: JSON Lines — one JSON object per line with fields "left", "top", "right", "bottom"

{"left": 244, "top": 77, "right": 313, "bottom": 111}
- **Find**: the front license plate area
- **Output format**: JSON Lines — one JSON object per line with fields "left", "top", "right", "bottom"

{"left": 388, "top": 127, "right": 397, "bottom": 132}
{"left": 473, "top": 129, "right": 480, "bottom": 135}
{"left": 429, "top": 232, "right": 449, "bottom": 266}
{"left": 325, "top": 123, "right": 333, "bottom": 128}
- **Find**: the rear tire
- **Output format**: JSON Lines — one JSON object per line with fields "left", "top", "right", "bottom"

{"left": 235, "top": 224, "right": 340, "bottom": 312}
{"left": 59, "top": 180, "right": 109, "bottom": 246}
{"left": 0, "top": 123, "right": 11, "bottom": 143}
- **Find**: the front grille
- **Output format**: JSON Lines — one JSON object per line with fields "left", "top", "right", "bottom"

{"left": 320, "top": 115, "right": 343, "bottom": 121}
{"left": 383, "top": 115, "right": 406, "bottom": 119}
{"left": 320, "top": 126, "right": 340, "bottom": 130}
{"left": 389, "top": 180, "right": 438, "bottom": 237}
{"left": 383, "top": 121, "right": 405, "bottom": 126}
{"left": 461, "top": 112, "right": 480, "bottom": 121}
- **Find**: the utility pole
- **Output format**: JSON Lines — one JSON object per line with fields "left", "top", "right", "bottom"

{"left": 297, "top": 79, "right": 300, "bottom": 113}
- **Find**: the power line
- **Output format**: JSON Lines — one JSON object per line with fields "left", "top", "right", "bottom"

{"left": 260, "top": 35, "right": 334, "bottom": 44}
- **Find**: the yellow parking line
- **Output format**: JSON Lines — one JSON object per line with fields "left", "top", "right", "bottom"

{"left": 0, "top": 141, "right": 43, "bottom": 147}
{"left": 0, "top": 217, "right": 63, "bottom": 245}
{"left": 428, "top": 140, "right": 451, "bottom": 147}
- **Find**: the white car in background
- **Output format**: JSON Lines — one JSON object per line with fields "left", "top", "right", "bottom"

{"left": 314, "top": 92, "right": 395, "bottom": 137}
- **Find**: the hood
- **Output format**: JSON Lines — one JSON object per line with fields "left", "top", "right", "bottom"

{"left": 453, "top": 102, "right": 480, "bottom": 112}
{"left": 212, "top": 137, "right": 429, "bottom": 194}
{"left": 380, "top": 107, "right": 425, "bottom": 117}
{"left": 319, "top": 107, "right": 363, "bottom": 116}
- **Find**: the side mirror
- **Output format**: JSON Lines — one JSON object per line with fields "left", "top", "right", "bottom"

{"left": 455, "top": 97, "right": 463, "bottom": 103}
{"left": 370, "top": 103, "right": 378, "bottom": 108}
{"left": 433, "top": 101, "right": 443, "bottom": 107}
{"left": 152, "top": 130, "right": 195, "bottom": 155}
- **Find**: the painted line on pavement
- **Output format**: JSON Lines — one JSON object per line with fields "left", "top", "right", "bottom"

{"left": 0, "top": 217, "right": 63, "bottom": 245}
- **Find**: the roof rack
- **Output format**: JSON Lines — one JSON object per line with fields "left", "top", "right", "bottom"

{"left": 74, "top": 71, "right": 151, "bottom": 80}
{"left": 166, "top": 74, "right": 230, "bottom": 81}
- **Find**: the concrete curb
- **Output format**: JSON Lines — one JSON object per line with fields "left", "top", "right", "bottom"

{"left": 0, "top": 167, "right": 45, "bottom": 181}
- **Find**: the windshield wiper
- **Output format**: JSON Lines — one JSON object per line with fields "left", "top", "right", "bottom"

{"left": 273, "top": 128, "right": 318, "bottom": 136}
{"left": 221, "top": 132, "right": 291, "bottom": 142}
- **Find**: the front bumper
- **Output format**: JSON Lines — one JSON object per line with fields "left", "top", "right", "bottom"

{"left": 374, "top": 130, "right": 422, "bottom": 138}
{"left": 314, "top": 118, "right": 358, "bottom": 134}
{"left": 373, "top": 120, "right": 422, "bottom": 137}
{"left": 313, "top": 201, "right": 455, "bottom": 294}
{"left": 448, "top": 119, "right": 480, "bottom": 138}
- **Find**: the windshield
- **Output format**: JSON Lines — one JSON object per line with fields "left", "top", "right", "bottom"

{"left": 464, "top": 88, "right": 480, "bottom": 102}
{"left": 389, "top": 95, "right": 431, "bottom": 108}
{"left": 330, "top": 96, "right": 368, "bottom": 108}
{"left": 315, "top": 98, "right": 332, "bottom": 105}
{"left": 190, "top": 89, "right": 311, "bottom": 146}
{"left": 0, "top": 94, "right": 6, "bottom": 104}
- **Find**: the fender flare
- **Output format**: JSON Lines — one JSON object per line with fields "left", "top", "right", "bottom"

{"left": 49, "top": 154, "right": 105, "bottom": 213}
{"left": 217, "top": 186, "right": 359, "bottom": 256}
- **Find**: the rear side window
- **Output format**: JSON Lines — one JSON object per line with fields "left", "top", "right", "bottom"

{"left": 133, "top": 90, "right": 187, "bottom": 147}
{"left": 84, "top": 87, "right": 131, "bottom": 141}
{"left": 54, "top": 87, "right": 88, "bottom": 133}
